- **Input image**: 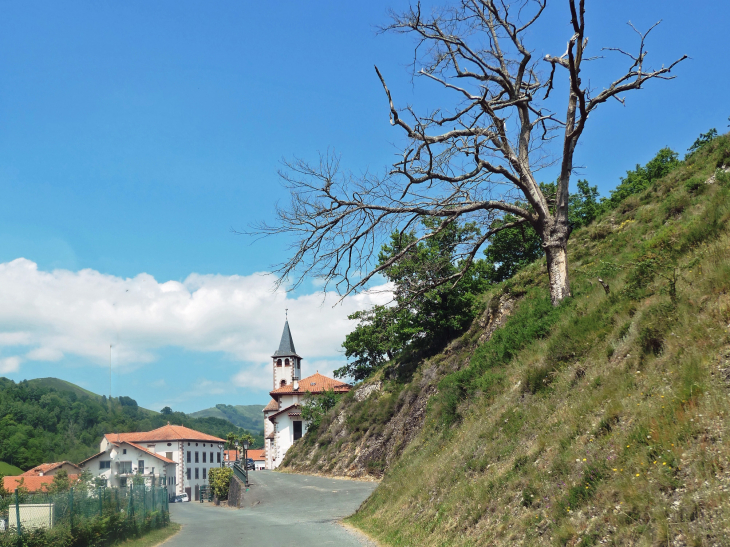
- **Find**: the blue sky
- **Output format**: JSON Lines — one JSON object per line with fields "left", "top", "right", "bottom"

{"left": 0, "top": 0, "right": 727, "bottom": 413}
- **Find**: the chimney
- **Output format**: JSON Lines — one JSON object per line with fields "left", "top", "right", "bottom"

{"left": 293, "top": 380, "right": 299, "bottom": 391}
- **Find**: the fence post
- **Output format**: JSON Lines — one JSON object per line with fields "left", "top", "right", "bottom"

{"left": 142, "top": 487, "right": 146, "bottom": 520}
{"left": 99, "top": 487, "right": 103, "bottom": 517}
{"left": 14, "top": 489, "right": 21, "bottom": 538}
{"left": 152, "top": 486, "right": 155, "bottom": 512}
{"left": 69, "top": 487, "right": 74, "bottom": 532}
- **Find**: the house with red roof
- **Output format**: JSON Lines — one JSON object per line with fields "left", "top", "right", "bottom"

{"left": 263, "top": 321, "right": 351, "bottom": 469}
{"left": 22, "top": 461, "right": 81, "bottom": 477}
{"left": 79, "top": 423, "right": 225, "bottom": 501}
{"left": 2, "top": 474, "right": 80, "bottom": 493}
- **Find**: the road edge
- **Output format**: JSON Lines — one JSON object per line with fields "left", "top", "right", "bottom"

{"left": 339, "top": 520, "right": 382, "bottom": 546}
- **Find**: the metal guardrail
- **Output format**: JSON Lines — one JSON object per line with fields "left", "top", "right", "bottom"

{"left": 232, "top": 461, "right": 248, "bottom": 486}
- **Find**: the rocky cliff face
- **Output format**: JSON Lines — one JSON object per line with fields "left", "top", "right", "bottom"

{"left": 279, "top": 294, "right": 516, "bottom": 479}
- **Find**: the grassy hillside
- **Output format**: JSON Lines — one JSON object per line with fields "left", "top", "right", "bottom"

{"left": 284, "top": 134, "right": 730, "bottom": 545}
{"left": 0, "top": 462, "right": 23, "bottom": 476}
{"left": 189, "top": 403, "right": 264, "bottom": 432}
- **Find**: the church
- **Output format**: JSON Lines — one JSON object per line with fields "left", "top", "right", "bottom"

{"left": 263, "top": 320, "right": 351, "bottom": 469}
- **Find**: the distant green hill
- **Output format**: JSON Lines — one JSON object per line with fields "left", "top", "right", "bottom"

{"left": 0, "top": 461, "right": 23, "bottom": 475}
{"left": 25, "top": 378, "right": 158, "bottom": 417}
{"left": 189, "top": 404, "right": 264, "bottom": 432}
{"left": 0, "top": 377, "right": 261, "bottom": 470}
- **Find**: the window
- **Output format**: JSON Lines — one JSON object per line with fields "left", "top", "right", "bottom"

{"left": 202, "top": 468, "right": 207, "bottom": 480}
{"left": 277, "top": 359, "right": 282, "bottom": 367}
{"left": 195, "top": 452, "right": 199, "bottom": 463}
{"left": 122, "top": 449, "right": 127, "bottom": 454}
{"left": 217, "top": 452, "right": 221, "bottom": 464}
{"left": 120, "top": 477, "right": 127, "bottom": 488}
{"left": 166, "top": 452, "right": 173, "bottom": 461}
{"left": 203, "top": 452, "right": 206, "bottom": 463}
{"left": 280, "top": 379, "right": 287, "bottom": 387}
{"left": 186, "top": 468, "right": 191, "bottom": 480}
{"left": 195, "top": 468, "right": 199, "bottom": 479}
{"left": 285, "top": 358, "right": 290, "bottom": 366}
{"left": 167, "top": 443, "right": 172, "bottom": 447}
{"left": 210, "top": 451, "right": 213, "bottom": 463}
{"left": 99, "top": 461, "right": 111, "bottom": 470}
{"left": 119, "top": 461, "right": 132, "bottom": 474}
{"left": 187, "top": 451, "right": 191, "bottom": 463}
{"left": 138, "top": 460, "right": 145, "bottom": 474}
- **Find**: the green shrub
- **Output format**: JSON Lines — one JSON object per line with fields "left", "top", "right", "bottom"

{"left": 661, "top": 191, "right": 690, "bottom": 219}
{"left": 684, "top": 176, "right": 706, "bottom": 194}
{"left": 637, "top": 301, "right": 676, "bottom": 355}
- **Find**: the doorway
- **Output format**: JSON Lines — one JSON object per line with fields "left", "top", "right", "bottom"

{"left": 293, "top": 421, "right": 302, "bottom": 441}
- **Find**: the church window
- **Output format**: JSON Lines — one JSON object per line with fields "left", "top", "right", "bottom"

{"left": 280, "top": 379, "right": 287, "bottom": 387}
{"left": 276, "top": 359, "right": 282, "bottom": 367}
{"left": 285, "top": 358, "right": 290, "bottom": 366}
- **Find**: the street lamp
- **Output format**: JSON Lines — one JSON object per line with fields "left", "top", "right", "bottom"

{"left": 242, "top": 438, "right": 249, "bottom": 471}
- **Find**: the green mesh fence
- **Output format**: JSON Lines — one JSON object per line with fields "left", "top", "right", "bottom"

{"left": 0, "top": 485, "right": 169, "bottom": 538}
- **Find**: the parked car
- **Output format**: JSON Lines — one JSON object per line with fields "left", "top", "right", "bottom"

{"left": 177, "top": 493, "right": 189, "bottom": 503}
{"left": 246, "top": 458, "right": 255, "bottom": 470}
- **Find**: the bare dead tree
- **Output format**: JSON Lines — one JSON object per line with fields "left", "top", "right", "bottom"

{"left": 256, "top": 0, "right": 686, "bottom": 306}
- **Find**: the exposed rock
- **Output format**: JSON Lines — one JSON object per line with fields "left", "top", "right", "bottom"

{"left": 279, "top": 293, "right": 517, "bottom": 479}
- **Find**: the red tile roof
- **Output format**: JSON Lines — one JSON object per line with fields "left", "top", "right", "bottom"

{"left": 124, "top": 442, "right": 176, "bottom": 464}
{"left": 269, "top": 372, "right": 350, "bottom": 396}
{"left": 267, "top": 404, "right": 300, "bottom": 422}
{"left": 104, "top": 424, "right": 225, "bottom": 444}
{"left": 3, "top": 475, "right": 79, "bottom": 493}
{"left": 224, "top": 449, "right": 238, "bottom": 461}
{"left": 263, "top": 398, "right": 279, "bottom": 412}
{"left": 247, "top": 449, "right": 265, "bottom": 461}
{"left": 22, "top": 461, "right": 81, "bottom": 476}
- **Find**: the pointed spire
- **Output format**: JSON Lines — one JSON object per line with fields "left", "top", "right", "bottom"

{"left": 273, "top": 320, "right": 300, "bottom": 357}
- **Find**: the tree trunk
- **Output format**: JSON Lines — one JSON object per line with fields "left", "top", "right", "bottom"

{"left": 546, "top": 244, "right": 571, "bottom": 306}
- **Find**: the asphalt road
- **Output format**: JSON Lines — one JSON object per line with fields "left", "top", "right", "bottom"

{"left": 165, "top": 471, "right": 378, "bottom": 546}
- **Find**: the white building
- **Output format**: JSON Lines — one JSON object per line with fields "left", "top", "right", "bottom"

{"left": 263, "top": 321, "right": 351, "bottom": 469}
{"left": 79, "top": 424, "right": 225, "bottom": 501}
{"left": 79, "top": 441, "right": 176, "bottom": 492}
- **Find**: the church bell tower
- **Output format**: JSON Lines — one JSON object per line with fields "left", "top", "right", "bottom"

{"left": 272, "top": 320, "right": 302, "bottom": 390}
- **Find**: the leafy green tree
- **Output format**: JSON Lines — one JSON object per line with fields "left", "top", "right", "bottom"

{"left": 482, "top": 217, "right": 543, "bottom": 284}
{"left": 336, "top": 220, "right": 487, "bottom": 380}
{"left": 160, "top": 406, "right": 173, "bottom": 415}
{"left": 602, "top": 148, "right": 680, "bottom": 210}
{"left": 569, "top": 180, "right": 601, "bottom": 229}
{"left": 687, "top": 128, "right": 718, "bottom": 155}
{"left": 301, "top": 389, "right": 341, "bottom": 430}
{"left": 47, "top": 469, "right": 71, "bottom": 493}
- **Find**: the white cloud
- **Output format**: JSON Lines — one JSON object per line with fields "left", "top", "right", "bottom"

{"left": 0, "top": 258, "right": 392, "bottom": 381}
{"left": 0, "top": 356, "right": 22, "bottom": 374}
{"left": 26, "top": 347, "right": 64, "bottom": 361}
